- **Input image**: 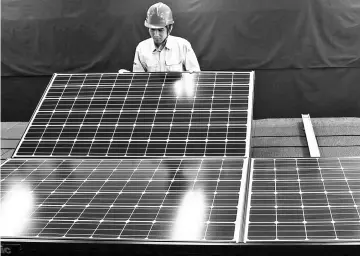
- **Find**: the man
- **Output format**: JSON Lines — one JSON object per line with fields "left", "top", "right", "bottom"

{"left": 119, "top": 2, "right": 200, "bottom": 73}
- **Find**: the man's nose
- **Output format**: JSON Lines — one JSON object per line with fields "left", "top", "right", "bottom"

{"left": 153, "top": 30, "right": 160, "bottom": 36}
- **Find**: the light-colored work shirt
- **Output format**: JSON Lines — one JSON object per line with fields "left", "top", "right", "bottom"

{"left": 133, "top": 35, "right": 201, "bottom": 72}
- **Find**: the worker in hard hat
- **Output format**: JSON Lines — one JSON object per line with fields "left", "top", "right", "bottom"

{"left": 119, "top": 2, "right": 200, "bottom": 73}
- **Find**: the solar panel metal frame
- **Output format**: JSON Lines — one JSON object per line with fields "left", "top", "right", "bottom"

{"left": 12, "top": 73, "right": 57, "bottom": 159}
{"left": 0, "top": 157, "right": 250, "bottom": 243}
{"left": 12, "top": 71, "right": 254, "bottom": 159}
{"left": 244, "top": 157, "right": 360, "bottom": 244}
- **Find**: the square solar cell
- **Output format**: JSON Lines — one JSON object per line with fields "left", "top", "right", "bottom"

{"left": 246, "top": 157, "right": 360, "bottom": 242}
{"left": 1, "top": 157, "right": 246, "bottom": 242}
{"left": 13, "top": 72, "right": 254, "bottom": 158}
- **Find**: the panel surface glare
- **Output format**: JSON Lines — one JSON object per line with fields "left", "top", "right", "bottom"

{"left": 1, "top": 158, "right": 245, "bottom": 241}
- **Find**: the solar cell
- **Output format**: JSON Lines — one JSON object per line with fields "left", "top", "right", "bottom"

{"left": 13, "top": 72, "right": 254, "bottom": 158}
{"left": 1, "top": 157, "right": 246, "bottom": 242}
{"left": 246, "top": 157, "right": 360, "bottom": 242}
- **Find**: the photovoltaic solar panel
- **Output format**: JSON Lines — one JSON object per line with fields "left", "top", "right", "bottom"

{"left": 245, "top": 157, "right": 360, "bottom": 242}
{"left": 13, "top": 72, "right": 254, "bottom": 158}
{"left": 1, "top": 157, "right": 247, "bottom": 242}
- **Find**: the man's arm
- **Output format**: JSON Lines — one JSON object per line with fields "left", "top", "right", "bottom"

{"left": 184, "top": 43, "right": 201, "bottom": 72}
{"left": 133, "top": 46, "right": 146, "bottom": 72}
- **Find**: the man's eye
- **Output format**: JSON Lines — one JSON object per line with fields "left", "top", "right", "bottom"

{"left": 150, "top": 29, "right": 164, "bottom": 33}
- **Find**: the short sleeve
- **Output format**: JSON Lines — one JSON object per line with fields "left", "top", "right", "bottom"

{"left": 133, "top": 45, "right": 146, "bottom": 72}
{"left": 184, "top": 41, "right": 201, "bottom": 72}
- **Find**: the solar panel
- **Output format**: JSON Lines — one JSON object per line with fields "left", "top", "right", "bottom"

{"left": 1, "top": 157, "right": 247, "bottom": 242}
{"left": 245, "top": 157, "right": 360, "bottom": 242}
{"left": 13, "top": 72, "right": 254, "bottom": 158}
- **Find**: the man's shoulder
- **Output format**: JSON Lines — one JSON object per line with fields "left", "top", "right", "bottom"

{"left": 168, "top": 36, "right": 191, "bottom": 48}
{"left": 136, "top": 38, "right": 153, "bottom": 49}
{"left": 168, "top": 35, "right": 191, "bottom": 46}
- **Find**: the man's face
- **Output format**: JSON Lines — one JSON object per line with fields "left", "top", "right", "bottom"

{"left": 149, "top": 27, "right": 167, "bottom": 45}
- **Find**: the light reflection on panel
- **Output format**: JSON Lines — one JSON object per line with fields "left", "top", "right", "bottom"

{"left": 0, "top": 183, "right": 34, "bottom": 236}
{"left": 1, "top": 158, "right": 244, "bottom": 242}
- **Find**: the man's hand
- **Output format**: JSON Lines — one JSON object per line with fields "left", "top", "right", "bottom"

{"left": 118, "top": 69, "right": 130, "bottom": 73}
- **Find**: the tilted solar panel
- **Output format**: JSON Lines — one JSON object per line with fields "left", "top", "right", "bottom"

{"left": 245, "top": 157, "right": 360, "bottom": 242}
{"left": 13, "top": 72, "right": 254, "bottom": 158}
{"left": 0, "top": 157, "right": 247, "bottom": 242}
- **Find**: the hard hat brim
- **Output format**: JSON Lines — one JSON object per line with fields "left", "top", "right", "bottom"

{"left": 144, "top": 20, "right": 174, "bottom": 29}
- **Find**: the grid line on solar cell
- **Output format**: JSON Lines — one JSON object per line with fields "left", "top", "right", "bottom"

{"left": 294, "top": 159, "right": 308, "bottom": 240}
{"left": 124, "top": 74, "right": 150, "bottom": 157}
{"left": 202, "top": 75, "right": 216, "bottom": 157}
{"left": 246, "top": 157, "right": 360, "bottom": 242}
{"left": 31, "top": 160, "right": 96, "bottom": 236}
{"left": 51, "top": 75, "right": 93, "bottom": 157}
{"left": 203, "top": 157, "right": 228, "bottom": 240}
{"left": 83, "top": 74, "right": 118, "bottom": 157}
{"left": 68, "top": 160, "right": 141, "bottom": 238}
{"left": 1, "top": 158, "right": 244, "bottom": 241}
{"left": 143, "top": 75, "right": 168, "bottom": 157}
{"left": 338, "top": 158, "right": 360, "bottom": 220}
{"left": 14, "top": 72, "right": 252, "bottom": 158}
{"left": 316, "top": 159, "right": 339, "bottom": 239}
{"left": 118, "top": 159, "right": 165, "bottom": 239}
{"left": 32, "top": 75, "right": 73, "bottom": 156}
{"left": 105, "top": 76, "right": 134, "bottom": 156}
{"left": 141, "top": 158, "right": 185, "bottom": 239}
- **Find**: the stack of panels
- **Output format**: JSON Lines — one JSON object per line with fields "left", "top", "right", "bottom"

{"left": 1, "top": 72, "right": 254, "bottom": 243}
{"left": 246, "top": 157, "right": 360, "bottom": 242}
{"left": 14, "top": 72, "right": 252, "bottom": 158}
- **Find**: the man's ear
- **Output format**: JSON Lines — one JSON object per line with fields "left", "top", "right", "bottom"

{"left": 167, "top": 25, "right": 173, "bottom": 34}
